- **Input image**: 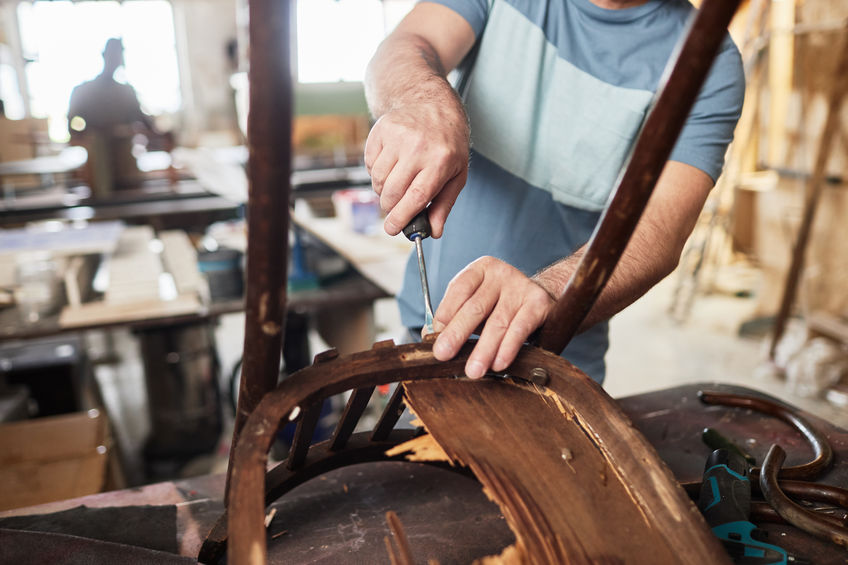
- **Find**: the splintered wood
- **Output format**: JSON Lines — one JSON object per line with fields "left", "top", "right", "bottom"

{"left": 399, "top": 379, "right": 730, "bottom": 565}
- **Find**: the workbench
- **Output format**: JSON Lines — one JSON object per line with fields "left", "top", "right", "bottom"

{"left": 0, "top": 179, "right": 241, "bottom": 232}
{"left": 1, "top": 383, "right": 845, "bottom": 564}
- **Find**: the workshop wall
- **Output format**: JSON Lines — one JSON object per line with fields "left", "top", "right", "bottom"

{"left": 745, "top": 0, "right": 848, "bottom": 318}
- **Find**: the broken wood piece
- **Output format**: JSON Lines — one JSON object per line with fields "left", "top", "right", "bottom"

{"left": 224, "top": 342, "right": 728, "bottom": 564}
{"left": 263, "top": 508, "right": 276, "bottom": 529}
{"left": 402, "top": 377, "right": 730, "bottom": 564}
{"left": 385, "top": 433, "right": 451, "bottom": 464}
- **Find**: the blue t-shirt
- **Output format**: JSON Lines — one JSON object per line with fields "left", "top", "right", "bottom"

{"left": 398, "top": 0, "right": 745, "bottom": 382}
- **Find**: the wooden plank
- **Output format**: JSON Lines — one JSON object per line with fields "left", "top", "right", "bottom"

{"left": 58, "top": 294, "right": 201, "bottom": 328}
{"left": 403, "top": 378, "right": 729, "bottom": 564}
{"left": 159, "top": 230, "right": 206, "bottom": 296}
{"left": 767, "top": 0, "right": 795, "bottom": 166}
{"left": 292, "top": 202, "right": 411, "bottom": 297}
{"left": 0, "top": 221, "right": 123, "bottom": 260}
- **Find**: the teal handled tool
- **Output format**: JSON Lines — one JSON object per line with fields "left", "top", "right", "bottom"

{"left": 403, "top": 209, "right": 435, "bottom": 334}
{"left": 697, "top": 449, "right": 804, "bottom": 565}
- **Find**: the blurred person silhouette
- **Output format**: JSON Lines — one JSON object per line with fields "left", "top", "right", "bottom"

{"left": 68, "top": 38, "right": 171, "bottom": 195}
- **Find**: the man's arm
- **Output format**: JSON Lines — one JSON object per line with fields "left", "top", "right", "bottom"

{"left": 364, "top": 2, "right": 477, "bottom": 238}
{"left": 431, "top": 161, "right": 714, "bottom": 379}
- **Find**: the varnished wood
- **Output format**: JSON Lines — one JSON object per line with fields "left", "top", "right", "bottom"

{"left": 370, "top": 384, "right": 407, "bottom": 442}
{"left": 199, "top": 429, "right": 460, "bottom": 564}
{"left": 403, "top": 377, "right": 728, "bottom": 564}
{"left": 539, "top": 0, "right": 744, "bottom": 354}
{"left": 330, "top": 386, "right": 376, "bottom": 451}
{"left": 286, "top": 401, "right": 323, "bottom": 470}
{"left": 225, "top": 0, "right": 293, "bottom": 501}
{"left": 225, "top": 342, "right": 728, "bottom": 564}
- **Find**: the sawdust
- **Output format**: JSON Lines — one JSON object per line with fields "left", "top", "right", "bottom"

{"left": 474, "top": 541, "right": 527, "bottom": 564}
{"left": 385, "top": 434, "right": 452, "bottom": 463}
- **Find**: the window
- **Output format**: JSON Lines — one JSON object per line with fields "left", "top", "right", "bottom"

{"left": 295, "top": 0, "right": 414, "bottom": 84}
{"left": 0, "top": 44, "right": 25, "bottom": 119}
{"left": 17, "top": 0, "right": 181, "bottom": 142}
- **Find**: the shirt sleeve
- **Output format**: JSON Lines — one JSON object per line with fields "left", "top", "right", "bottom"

{"left": 420, "top": 0, "right": 490, "bottom": 38}
{"left": 669, "top": 33, "right": 746, "bottom": 182}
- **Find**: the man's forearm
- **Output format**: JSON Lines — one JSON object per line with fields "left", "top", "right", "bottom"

{"left": 533, "top": 222, "right": 678, "bottom": 333}
{"left": 533, "top": 161, "right": 712, "bottom": 333}
{"left": 364, "top": 32, "right": 465, "bottom": 122}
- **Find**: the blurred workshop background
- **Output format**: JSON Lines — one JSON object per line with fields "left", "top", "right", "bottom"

{"left": 0, "top": 0, "right": 846, "bottom": 514}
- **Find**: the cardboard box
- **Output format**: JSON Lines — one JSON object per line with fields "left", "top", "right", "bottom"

{"left": 0, "top": 410, "right": 109, "bottom": 511}
{"left": 0, "top": 118, "right": 49, "bottom": 163}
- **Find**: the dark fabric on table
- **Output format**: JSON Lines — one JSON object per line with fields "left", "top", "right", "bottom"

{"left": 0, "top": 528, "right": 195, "bottom": 565}
{"left": 0, "top": 505, "right": 178, "bottom": 554}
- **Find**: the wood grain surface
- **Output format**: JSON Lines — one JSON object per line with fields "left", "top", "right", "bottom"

{"left": 225, "top": 340, "right": 730, "bottom": 564}
{"left": 404, "top": 378, "right": 730, "bottom": 564}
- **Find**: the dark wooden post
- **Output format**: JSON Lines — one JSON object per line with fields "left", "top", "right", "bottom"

{"left": 225, "top": 0, "right": 293, "bottom": 499}
{"left": 539, "top": 0, "right": 744, "bottom": 354}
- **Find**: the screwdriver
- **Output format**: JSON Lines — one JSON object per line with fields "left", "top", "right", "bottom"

{"left": 403, "top": 209, "right": 435, "bottom": 334}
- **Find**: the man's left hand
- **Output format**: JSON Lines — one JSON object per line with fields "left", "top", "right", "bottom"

{"left": 431, "top": 256, "right": 556, "bottom": 379}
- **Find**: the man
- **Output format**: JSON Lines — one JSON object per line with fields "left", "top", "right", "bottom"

{"left": 68, "top": 38, "right": 158, "bottom": 193}
{"left": 364, "top": 0, "right": 744, "bottom": 383}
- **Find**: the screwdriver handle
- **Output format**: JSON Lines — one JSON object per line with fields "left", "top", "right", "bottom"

{"left": 403, "top": 209, "right": 431, "bottom": 241}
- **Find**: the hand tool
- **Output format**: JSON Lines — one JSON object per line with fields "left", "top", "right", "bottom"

{"left": 698, "top": 448, "right": 801, "bottom": 565}
{"left": 403, "top": 209, "right": 434, "bottom": 334}
{"left": 701, "top": 427, "right": 757, "bottom": 466}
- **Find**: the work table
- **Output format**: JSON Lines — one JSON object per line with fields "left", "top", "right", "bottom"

{"left": 1, "top": 383, "right": 845, "bottom": 564}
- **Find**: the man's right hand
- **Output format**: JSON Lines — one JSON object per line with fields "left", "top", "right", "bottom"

{"left": 364, "top": 102, "right": 469, "bottom": 238}
{"left": 363, "top": 3, "right": 477, "bottom": 238}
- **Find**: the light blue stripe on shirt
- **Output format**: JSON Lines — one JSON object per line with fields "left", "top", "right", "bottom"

{"left": 465, "top": 0, "right": 655, "bottom": 211}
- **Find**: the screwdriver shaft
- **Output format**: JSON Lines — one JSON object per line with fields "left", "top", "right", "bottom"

{"left": 413, "top": 235, "right": 435, "bottom": 333}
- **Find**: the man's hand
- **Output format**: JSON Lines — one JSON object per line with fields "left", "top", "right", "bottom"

{"left": 431, "top": 256, "right": 556, "bottom": 379}
{"left": 363, "top": 3, "right": 476, "bottom": 238}
{"left": 364, "top": 102, "right": 468, "bottom": 238}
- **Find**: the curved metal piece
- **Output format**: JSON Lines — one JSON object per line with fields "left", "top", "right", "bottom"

{"left": 760, "top": 444, "right": 848, "bottom": 548}
{"left": 226, "top": 341, "right": 728, "bottom": 565}
{"left": 777, "top": 480, "right": 848, "bottom": 510}
{"left": 538, "top": 0, "right": 744, "bottom": 353}
{"left": 698, "top": 390, "right": 833, "bottom": 480}
{"left": 199, "top": 429, "right": 468, "bottom": 564}
{"left": 750, "top": 502, "right": 848, "bottom": 528}
{"left": 682, "top": 478, "right": 848, "bottom": 516}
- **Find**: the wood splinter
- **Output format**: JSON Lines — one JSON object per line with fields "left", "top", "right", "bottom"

{"left": 385, "top": 511, "right": 416, "bottom": 565}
